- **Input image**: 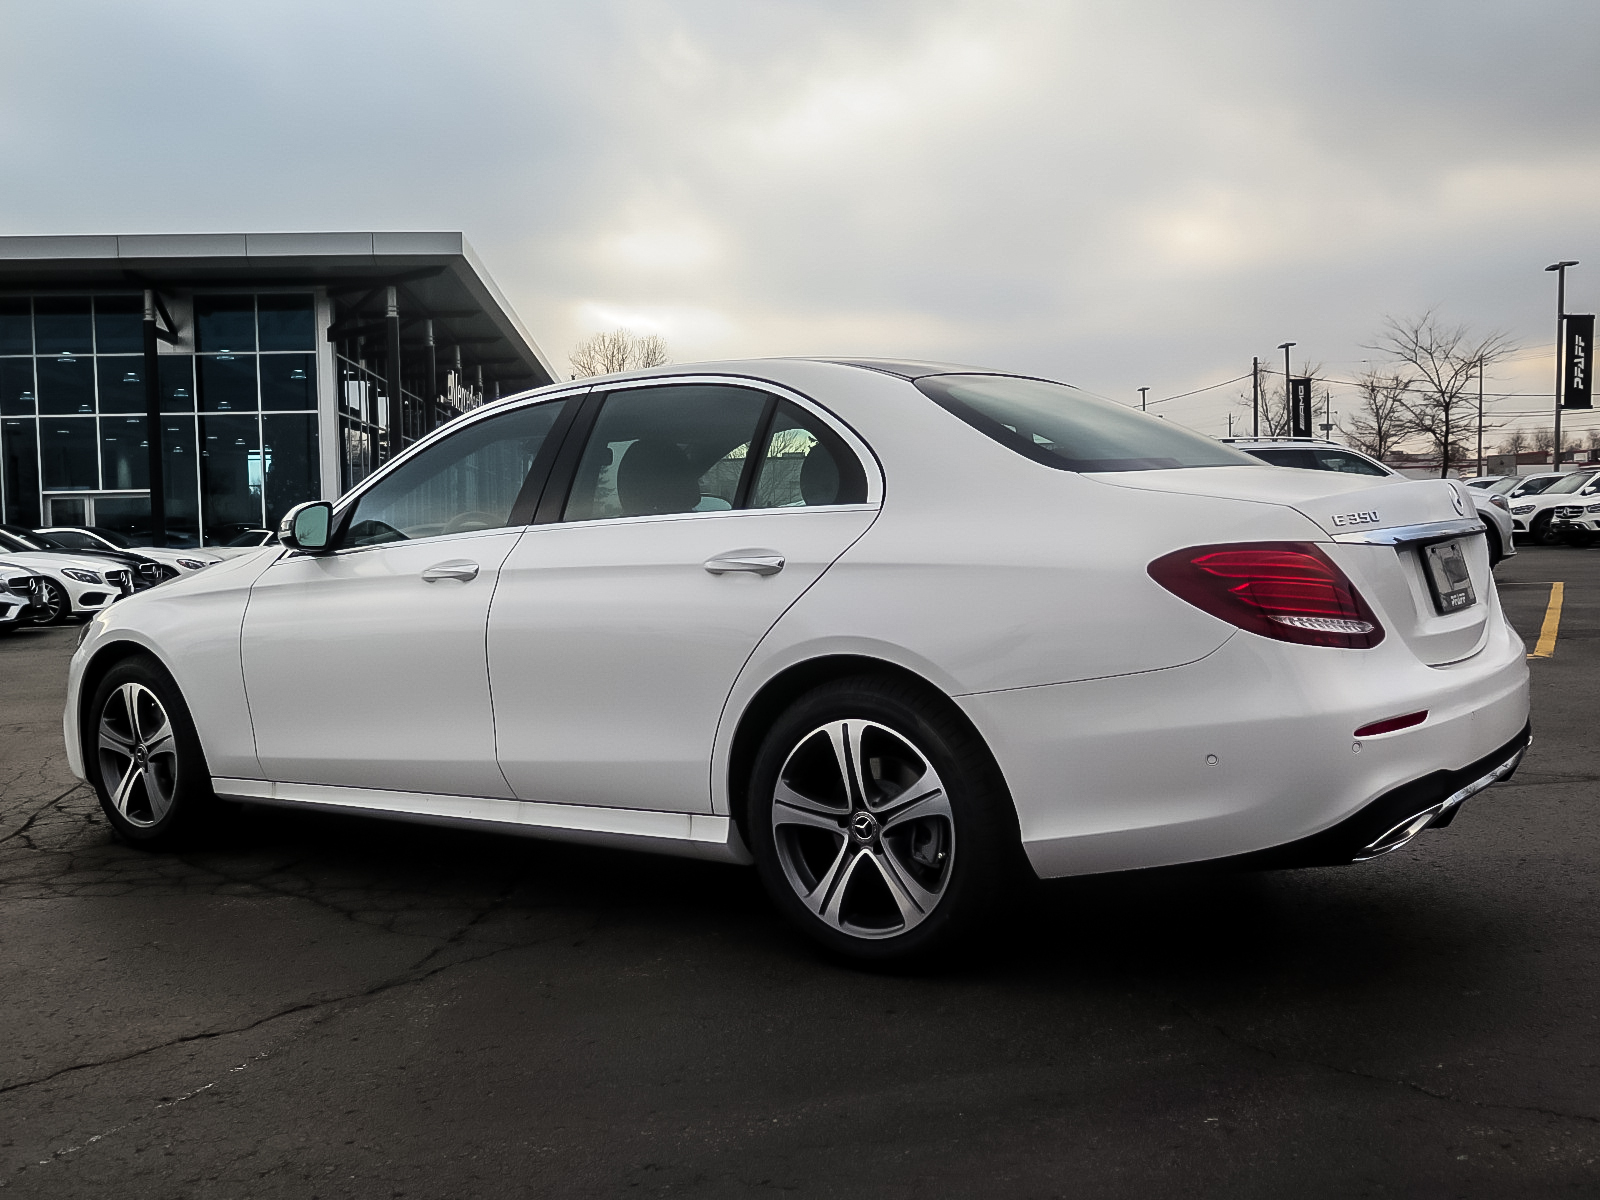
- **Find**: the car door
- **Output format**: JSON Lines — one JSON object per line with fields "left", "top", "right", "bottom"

{"left": 241, "top": 394, "right": 579, "bottom": 797}
{"left": 489, "top": 379, "right": 880, "bottom": 813}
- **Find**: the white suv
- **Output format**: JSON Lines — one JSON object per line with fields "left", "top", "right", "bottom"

{"left": 1222, "top": 438, "right": 1516, "bottom": 565}
{"left": 1505, "top": 470, "right": 1600, "bottom": 544}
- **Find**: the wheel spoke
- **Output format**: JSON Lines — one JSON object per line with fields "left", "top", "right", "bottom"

{"left": 110, "top": 761, "right": 145, "bottom": 818}
{"left": 141, "top": 716, "right": 175, "bottom": 759}
{"left": 879, "top": 786, "right": 951, "bottom": 832}
{"left": 98, "top": 714, "right": 136, "bottom": 754}
{"left": 802, "top": 841, "right": 854, "bottom": 919}
{"left": 773, "top": 778, "right": 847, "bottom": 820}
{"left": 818, "top": 848, "right": 874, "bottom": 929}
{"left": 826, "top": 721, "right": 872, "bottom": 808}
{"left": 772, "top": 798, "right": 850, "bottom": 834}
{"left": 873, "top": 843, "right": 941, "bottom": 918}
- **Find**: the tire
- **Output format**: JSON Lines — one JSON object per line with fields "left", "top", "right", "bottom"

{"left": 29, "top": 578, "right": 69, "bottom": 626}
{"left": 746, "top": 675, "right": 1022, "bottom": 963}
{"left": 1485, "top": 524, "right": 1504, "bottom": 567}
{"left": 87, "top": 656, "right": 217, "bottom": 849}
{"left": 1531, "top": 512, "right": 1559, "bottom": 546}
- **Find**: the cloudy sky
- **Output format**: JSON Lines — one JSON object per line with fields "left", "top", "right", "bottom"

{"left": 2, "top": 0, "right": 1598, "bottom": 442}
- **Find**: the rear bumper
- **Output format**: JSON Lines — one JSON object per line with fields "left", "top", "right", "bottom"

{"left": 958, "top": 607, "right": 1531, "bottom": 879}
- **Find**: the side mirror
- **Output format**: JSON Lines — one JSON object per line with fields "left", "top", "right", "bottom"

{"left": 279, "top": 501, "right": 333, "bottom": 553}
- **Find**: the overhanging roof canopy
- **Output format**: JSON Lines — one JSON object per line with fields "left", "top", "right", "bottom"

{"left": 0, "top": 231, "right": 557, "bottom": 389}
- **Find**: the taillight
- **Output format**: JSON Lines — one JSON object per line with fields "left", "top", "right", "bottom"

{"left": 1148, "top": 542, "right": 1385, "bottom": 649}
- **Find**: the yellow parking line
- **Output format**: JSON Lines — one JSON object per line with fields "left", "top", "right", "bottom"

{"left": 1528, "top": 582, "right": 1565, "bottom": 659}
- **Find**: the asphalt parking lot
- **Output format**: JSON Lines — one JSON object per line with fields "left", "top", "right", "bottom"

{"left": 1, "top": 547, "right": 1597, "bottom": 1198}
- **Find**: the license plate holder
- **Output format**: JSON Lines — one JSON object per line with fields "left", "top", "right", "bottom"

{"left": 1420, "top": 539, "right": 1476, "bottom": 615}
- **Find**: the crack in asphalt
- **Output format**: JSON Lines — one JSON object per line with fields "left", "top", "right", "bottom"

{"left": 0, "top": 934, "right": 525, "bottom": 1101}
{"left": 1174, "top": 999, "right": 1600, "bottom": 1128}
{"left": 0, "top": 783, "right": 90, "bottom": 847}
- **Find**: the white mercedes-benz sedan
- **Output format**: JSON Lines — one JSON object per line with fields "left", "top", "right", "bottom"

{"left": 63, "top": 359, "right": 1531, "bottom": 960}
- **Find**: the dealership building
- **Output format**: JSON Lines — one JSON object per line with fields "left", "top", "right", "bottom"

{"left": 0, "top": 232, "right": 557, "bottom": 547}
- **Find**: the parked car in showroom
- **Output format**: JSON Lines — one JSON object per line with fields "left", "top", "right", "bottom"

{"left": 0, "top": 564, "right": 44, "bottom": 633}
{"left": 0, "top": 528, "right": 141, "bottom": 625}
{"left": 1506, "top": 470, "right": 1600, "bottom": 544}
{"left": 1223, "top": 438, "right": 1515, "bottom": 566}
{"left": 32, "top": 526, "right": 219, "bottom": 577}
{"left": 65, "top": 360, "right": 1530, "bottom": 961}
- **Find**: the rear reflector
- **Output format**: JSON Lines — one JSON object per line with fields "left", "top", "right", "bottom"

{"left": 1354, "top": 711, "right": 1428, "bottom": 737}
{"left": 1148, "top": 542, "right": 1385, "bottom": 649}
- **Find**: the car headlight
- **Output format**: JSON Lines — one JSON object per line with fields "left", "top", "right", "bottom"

{"left": 1489, "top": 494, "right": 1509, "bottom": 510}
{"left": 176, "top": 558, "right": 208, "bottom": 570}
{"left": 1511, "top": 504, "right": 1535, "bottom": 515}
{"left": 1585, "top": 503, "right": 1600, "bottom": 514}
{"left": 61, "top": 568, "right": 102, "bottom": 584}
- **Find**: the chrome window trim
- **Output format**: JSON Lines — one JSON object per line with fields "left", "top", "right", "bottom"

{"left": 1330, "top": 517, "right": 1485, "bottom": 547}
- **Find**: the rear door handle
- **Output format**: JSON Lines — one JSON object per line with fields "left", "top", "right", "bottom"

{"left": 704, "top": 550, "right": 785, "bottom": 576}
{"left": 421, "top": 560, "right": 480, "bottom": 583}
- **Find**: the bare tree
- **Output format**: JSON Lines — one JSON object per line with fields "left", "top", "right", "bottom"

{"left": 569, "top": 329, "right": 670, "bottom": 378}
{"left": 1529, "top": 426, "right": 1577, "bottom": 459}
{"left": 1498, "top": 428, "right": 1528, "bottom": 456}
{"left": 1371, "top": 312, "right": 1514, "bottom": 478}
{"left": 1344, "top": 368, "right": 1415, "bottom": 462}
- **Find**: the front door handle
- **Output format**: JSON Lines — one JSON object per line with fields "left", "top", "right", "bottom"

{"left": 704, "top": 550, "right": 785, "bottom": 576}
{"left": 421, "top": 560, "right": 480, "bottom": 583}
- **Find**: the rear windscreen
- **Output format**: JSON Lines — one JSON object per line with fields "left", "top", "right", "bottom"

{"left": 914, "top": 374, "right": 1259, "bottom": 473}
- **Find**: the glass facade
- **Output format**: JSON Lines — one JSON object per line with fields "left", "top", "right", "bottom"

{"left": 0, "top": 293, "right": 320, "bottom": 546}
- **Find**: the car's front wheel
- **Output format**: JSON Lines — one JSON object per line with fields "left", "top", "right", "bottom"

{"left": 747, "top": 676, "right": 1021, "bottom": 962}
{"left": 1531, "top": 512, "right": 1560, "bottom": 546}
{"left": 89, "top": 657, "right": 217, "bottom": 848}
{"left": 29, "top": 578, "right": 69, "bottom": 625}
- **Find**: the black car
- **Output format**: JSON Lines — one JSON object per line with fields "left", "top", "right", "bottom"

{"left": 0, "top": 526, "right": 169, "bottom": 589}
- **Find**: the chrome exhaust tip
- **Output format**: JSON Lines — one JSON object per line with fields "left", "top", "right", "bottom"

{"left": 1353, "top": 738, "right": 1530, "bottom": 862}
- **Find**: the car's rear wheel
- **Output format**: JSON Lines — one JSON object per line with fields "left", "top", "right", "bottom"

{"left": 747, "top": 676, "right": 1020, "bottom": 962}
{"left": 29, "top": 578, "right": 68, "bottom": 625}
{"left": 89, "top": 657, "right": 216, "bottom": 849}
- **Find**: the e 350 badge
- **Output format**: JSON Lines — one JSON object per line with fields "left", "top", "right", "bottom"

{"left": 1330, "top": 510, "right": 1381, "bottom": 527}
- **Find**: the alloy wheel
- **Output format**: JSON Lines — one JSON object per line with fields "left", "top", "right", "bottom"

{"left": 29, "top": 578, "right": 67, "bottom": 625}
{"left": 97, "top": 682, "right": 180, "bottom": 828}
{"left": 769, "top": 719, "right": 954, "bottom": 940}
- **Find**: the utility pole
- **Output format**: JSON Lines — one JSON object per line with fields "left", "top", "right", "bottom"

{"left": 1139, "top": 386, "right": 1148, "bottom": 412}
{"left": 1251, "top": 356, "right": 1260, "bottom": 436}
{"left": 1227, "top": 412, "right": 1234, "bottom": 437}
{"left": 1476, "top": 357, "right": 1485, "bottom": 475}
{"left": 1547, "top": 261, "right": 1578, "bottom": 468}
{"left": 1278, "top": 342, "right": 1296, "bottom": 436}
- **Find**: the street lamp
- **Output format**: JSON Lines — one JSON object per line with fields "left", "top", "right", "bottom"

{"left": 1278, "top": 342, "right": 1296, "bottom": 435}
{"left": 1547, "top": 261, "right": 1578, "bottom": 468}
{"left": 1139, "top": 386, "right": 1149, "bottom": 412}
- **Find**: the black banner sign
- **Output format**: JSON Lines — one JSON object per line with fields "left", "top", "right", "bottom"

{"left": 1289, "top": 376, "right": 1314, "bottom": 436}
{"left": 1565, "top": 314, "right": 1593, "bottom": 409}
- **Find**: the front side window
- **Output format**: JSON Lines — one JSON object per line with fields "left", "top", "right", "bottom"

{"left": 342, "top": 401, "right": 564, "bottom": 547}
{"left": 915, "top": 374, "right": 1258, "bottom": 473}
{"left": 563, "top": 385, "right": 769, "bottom": 521}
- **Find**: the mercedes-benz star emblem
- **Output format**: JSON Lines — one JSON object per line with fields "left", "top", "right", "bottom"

{"left": 1451, "top": 489, "right": 1466, "bottom": 516}
{"left": 850, "top": 811, "right": 879, "bottom": 843}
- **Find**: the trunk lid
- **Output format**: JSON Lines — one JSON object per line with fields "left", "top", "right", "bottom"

{"left": 1095, "top": 466, "right": 1492, "bottom": 665}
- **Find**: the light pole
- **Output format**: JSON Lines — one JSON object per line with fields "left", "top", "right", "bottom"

{"left": 1547, "top": 261, "right": 1578, "bottom": 468}
{"left": 1278, "top": 342, "right": 1296, "bottom": 435}
{"left": 1139, "top": 386, "right": 1148, "bottom": 412}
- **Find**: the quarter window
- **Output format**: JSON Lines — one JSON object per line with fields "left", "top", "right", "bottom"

{"left": 563, "top": 385, "right": 769, "bottom": 521}
{"left": 342, "top": 401, "right": 564, "bottom": 547}
{"left": 750, "top": 400, "right": 867, "bottom": 507}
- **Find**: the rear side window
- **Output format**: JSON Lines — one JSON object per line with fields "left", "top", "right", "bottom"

{"left": 1247, "top": 448, "right": 1317, "bottom": 470}
{"left": 915, "top": 375, "right": 1257, "bottom": 473}
{"left": 1311, "top": 449, "right": 1388, "bottom": 476}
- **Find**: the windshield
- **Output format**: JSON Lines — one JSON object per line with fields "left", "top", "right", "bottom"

{"left": 0, "top": 528, "right": 47, "bottom": 551}
{"left": 1547, "top": 472, "right": 1598, "bottom": 495}
{"left": 914, "top": 375, "right": 1258, "bottom": 472}
{"left": 87, "top": 527, "right": 135, "bottom": 548}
